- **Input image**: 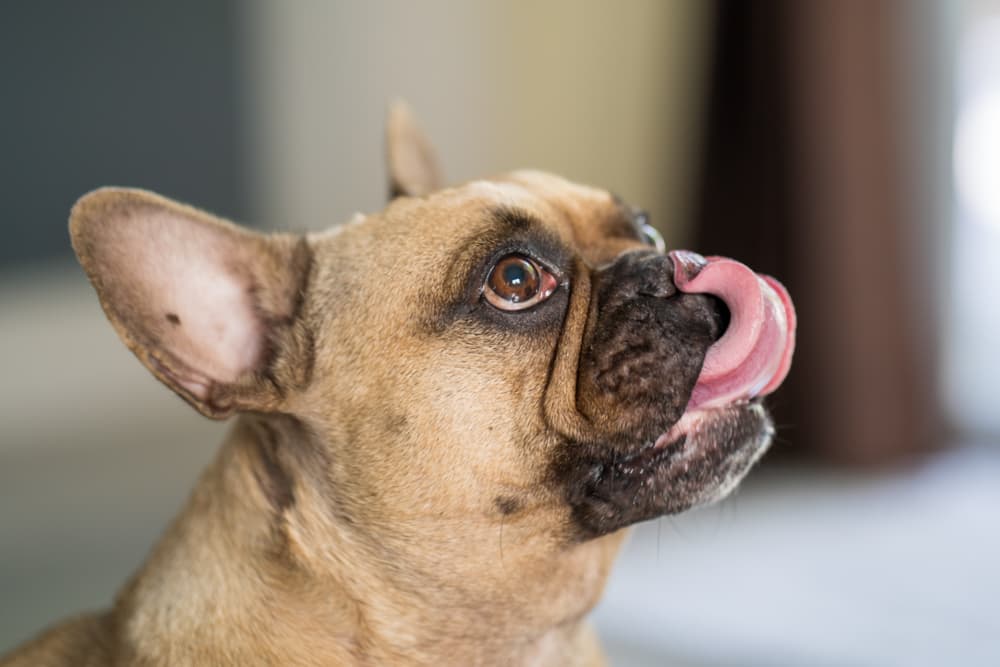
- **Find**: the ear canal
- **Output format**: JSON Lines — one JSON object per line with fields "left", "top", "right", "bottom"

{"left": 69, "top": 188, "right": 313, "bottom": 419}
{"left": 386, "top": 100, "right": 444, "bottom": 198}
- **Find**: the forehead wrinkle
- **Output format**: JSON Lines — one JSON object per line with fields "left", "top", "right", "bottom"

{"left": 441, "top": 180, "right": 576, "bottom": 248}
{"left": 498, "top": 172, "right": 625, "bottom": 238}
{"left": 472, "top": 174, "right": 637, "bottom": 275}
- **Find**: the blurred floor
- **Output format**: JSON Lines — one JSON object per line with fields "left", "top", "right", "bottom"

{"left": 2, "top": 273, "right": 999, "bottom": 665}
{"left": 0, "top": 424, "right": 219, "bottom": 644}
{"left": 595, "top": 443, "right": 1000, "bottom": 667}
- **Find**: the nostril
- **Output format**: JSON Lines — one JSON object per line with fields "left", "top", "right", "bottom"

{"left": 668, "top": 249, "right": 708, "bottom": 285}
{"left": 707, "top": 295, "right": 730, "bottom": 342}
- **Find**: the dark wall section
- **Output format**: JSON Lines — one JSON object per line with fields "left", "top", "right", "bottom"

{"left": 0, "top": 1, "right": 247, "bottom": 268}
{"left": 693, "top": 0, "right": 941, "bottom": 466}
{"left": 692, "top": 1, "right": 800, "bottom": 457}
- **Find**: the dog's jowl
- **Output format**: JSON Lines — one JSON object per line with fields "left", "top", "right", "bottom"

{"left": 2, "top": 104, "right": 795, "bottom": 667}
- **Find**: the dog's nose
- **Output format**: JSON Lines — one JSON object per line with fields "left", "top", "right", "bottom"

{"left": 667, "top": 250, "right": 797, "bottom": 410}
{"left": 593, "top": 250, "right": 728, "bottom": 338}
{"left": 593, "top": 251, "right": 676, "bottom": 303}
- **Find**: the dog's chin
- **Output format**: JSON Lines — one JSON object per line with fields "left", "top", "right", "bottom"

{"left": 565, "top": 401, "right": 774, "bottom": 539}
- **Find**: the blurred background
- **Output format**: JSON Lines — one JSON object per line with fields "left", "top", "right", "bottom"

{"left": 1, "top": 1, "right": 998, "bottom": 665}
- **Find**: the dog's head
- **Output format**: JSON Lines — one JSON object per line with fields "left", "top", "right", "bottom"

{"left": 70, "top": 105, "right": 794, "bottom": 633}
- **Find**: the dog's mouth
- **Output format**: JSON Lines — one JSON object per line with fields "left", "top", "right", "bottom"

{"left": 565, "top": 401, "right": 773, "bottom": 538}
{"left": 562, "top": 252, "right": 796, "bottom": 538}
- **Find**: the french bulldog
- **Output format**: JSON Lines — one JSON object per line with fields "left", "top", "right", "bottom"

{"left": 1, "top": 104, "right": 795, "bottom": 666}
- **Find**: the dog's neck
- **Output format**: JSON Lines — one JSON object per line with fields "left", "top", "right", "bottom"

{"left": 111, "top": 416, "right": 607, "bottom": 666}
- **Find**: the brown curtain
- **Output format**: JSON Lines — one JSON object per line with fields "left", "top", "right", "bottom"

{"left": 693, "top": 0, "right": 941, "bottom": 466}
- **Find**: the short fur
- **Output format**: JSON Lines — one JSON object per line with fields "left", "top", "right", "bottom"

{"left": 2, "top": 104, "right": 773, "bottom": 666}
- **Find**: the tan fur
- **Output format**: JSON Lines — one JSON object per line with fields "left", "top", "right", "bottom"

{"left": 2, "top": 114, "right": 670, "bottom": 666}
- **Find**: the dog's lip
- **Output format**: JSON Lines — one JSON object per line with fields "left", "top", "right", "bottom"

{"left": 614, "top": 400, "right": 769, "bottom": 471}
{"left": 653, "top": 401, "right": 760, "bottom": 450}
{"left": 669, "top": 251, "right": 797, "bottom": 411}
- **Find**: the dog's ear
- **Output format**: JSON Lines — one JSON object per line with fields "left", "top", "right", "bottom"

{"left": 386, "top": 100, "right": 444, "bottom": 198}
{"left": 69, "top": 188, "right": 313, "bottom": 419}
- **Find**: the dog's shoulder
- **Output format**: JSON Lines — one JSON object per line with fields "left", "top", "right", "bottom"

{"left": 1, "top": 613, "right": 115, "bottom": 667}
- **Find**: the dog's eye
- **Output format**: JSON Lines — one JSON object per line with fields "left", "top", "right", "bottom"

{"left": 484, "top": 254, "right": 558, "bottom": 311}
{"left": 635, "top": 211, "right": 666, "bottom": 253}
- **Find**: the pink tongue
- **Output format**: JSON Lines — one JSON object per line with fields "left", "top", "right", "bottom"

{"left": 669, "top": 250, "right": 796, "bottom": 411}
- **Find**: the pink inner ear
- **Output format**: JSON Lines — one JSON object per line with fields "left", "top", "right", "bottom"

{"left": 115, "top": 211, "right": 265, "bottom": 398}
{"left": 154, "top": 255, "right": 262, "bottom": 392}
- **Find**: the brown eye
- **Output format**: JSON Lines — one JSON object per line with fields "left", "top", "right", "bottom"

{"left": 484, "top": 254, "right": 558, "bottom": 311}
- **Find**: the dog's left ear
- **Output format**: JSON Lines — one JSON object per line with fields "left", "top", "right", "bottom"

{"left": 69, "top": 188, "right": 313, "bottom": 419}
{"left": 386, "top": 100, "right": 444, "bottom": 198}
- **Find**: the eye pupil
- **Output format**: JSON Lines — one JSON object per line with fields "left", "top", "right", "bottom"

{"left": 503, "top": 263, "right": 527, "bottom": 286}
{"left": 485, "top": 254, "right": 552, "bottom": 311}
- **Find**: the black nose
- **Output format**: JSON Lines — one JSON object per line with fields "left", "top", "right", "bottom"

{"left": 594, "top": 251, "right": 728, "bottom": 340}
{"left": 594, "top": 250, "right": 676, "bottom": 309}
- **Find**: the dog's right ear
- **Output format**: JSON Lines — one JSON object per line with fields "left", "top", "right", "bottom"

{"left": 386, "top": 100, "right": 444, "bottom": 199}
{"left": 69, "top": 188, "right": 313, "bottom": 419}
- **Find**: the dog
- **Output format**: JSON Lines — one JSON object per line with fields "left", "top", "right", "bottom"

{"left": 2, "top": 104, "right": 795, "bottom": 666}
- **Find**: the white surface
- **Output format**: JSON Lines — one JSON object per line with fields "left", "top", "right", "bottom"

{"left": 595, "top": 445, "right": 1000, "bottom": 667}
{"left": 946, "top": 4, "right": 1000, "bottom": 434}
